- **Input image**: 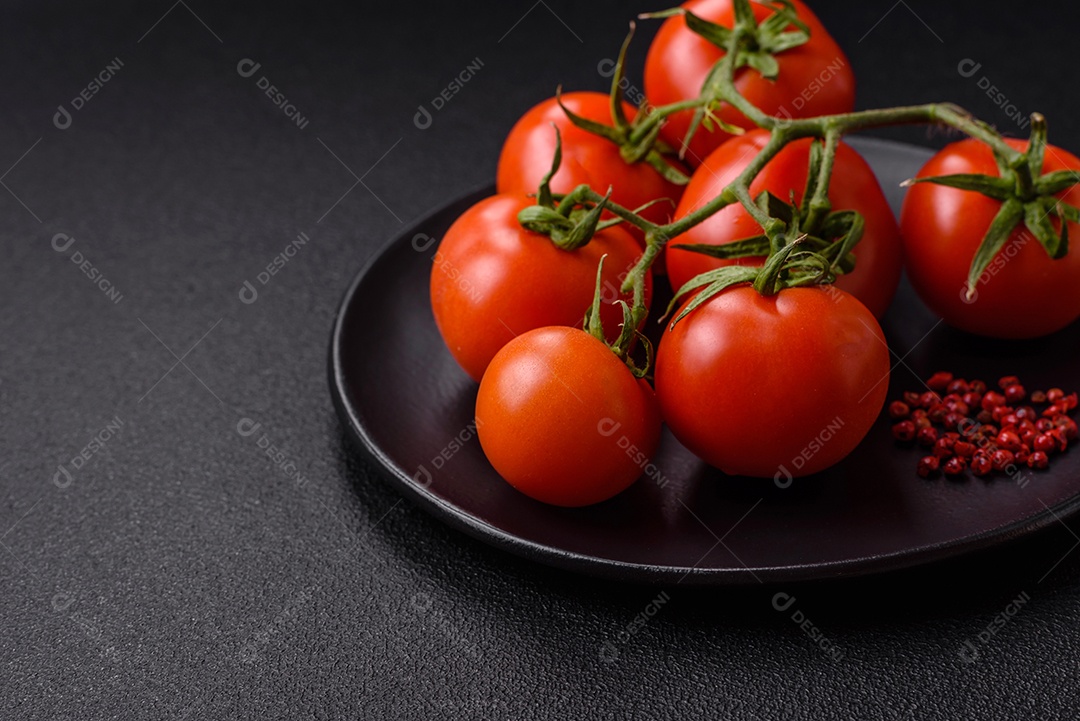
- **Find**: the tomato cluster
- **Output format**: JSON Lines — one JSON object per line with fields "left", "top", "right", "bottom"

{"left": 423, "top": 0, "right": 1080, "bottom": 507}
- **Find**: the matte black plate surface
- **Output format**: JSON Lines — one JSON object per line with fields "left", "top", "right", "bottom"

{"left": 329, "top": 136, "right": 1080, "bottom": 585}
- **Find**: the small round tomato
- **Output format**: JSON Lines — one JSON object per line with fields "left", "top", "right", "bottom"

{"left": 665, "top": 129, "right": 903, "bottom": 319}
{"left": 497, "top": 91, "right": 686, "bottom": 238}
{"left": 430, "top": 194, "right": 651, "bottom": 382}
{"left": 655, "top": 286, "right": 889, "bottom": 478}
{"left": 644, "top": 0, "right": 855, "bottom": 166}
{"left": 900, "top": 138, "right": 1080, "bottom": 338}
{"left": 477, "top": 326, "right": 661, "bottom": 507}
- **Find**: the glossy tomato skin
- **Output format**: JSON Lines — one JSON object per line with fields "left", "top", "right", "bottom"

{"left": 644, "top": 0, "right": 855, "bottom": 166}
{"left": 476, "top": 327, "right": 662, "bottom": 507}
{"left": 665, "top": 129, "right": 903, "bottom": 319}
{"left": 901, "top": 138, "right": 1080, "bottom": 338}
{"left": 496, "top": 91, "right": 686, "bottom": 236}
{"left": 430, "top": 194, "right": 651, "bottom": 382}
{"left": 655, "top": 286, "right": 889, "bottom": 478}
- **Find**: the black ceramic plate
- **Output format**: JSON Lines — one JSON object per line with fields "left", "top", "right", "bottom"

{"left": 329, "top": 136, "right": 1080, "bottom": 585}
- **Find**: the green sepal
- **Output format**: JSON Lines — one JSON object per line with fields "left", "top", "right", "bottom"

{"left": 752, "top": 234, "right": 807, "bottom": 296}
{"left": 517, "top": 205, "right": 572, "bottom": 235}
{"left": 1035, "top": 170, "right": 1080, "bottom": 195}
{"left": 1024, "top": 197, "right": 1068, "bottom": 260}
{"left": 903, "top": 173, "right": 1013, "bottom": 201}
{"left": 757, "top": 190, "right": 795, "bottom": 225}
{"left": 765, "top": 29, "right": 810, "bottom": 53}
{"left": 666, "top": 266, "right": 759, "bottom": 327}
{"left": 608, "top": 24, "right": 635, "bottom": 132}
{"left": 623, "top": 331, "right": 655, "bottom": 380}
{"left": 610, "top": 300, "right": 638, "bottom": 360}
{"left": 743, "top": 52, "right": 779, "bottom": 80}
{"left": 818, "top": 209, "right": 863, "bottom": 274}
{"left": 536, "top": 123, "right": 563, "bottom": 208}
{"left": 1055, "top": 201, "right": 1080, "bottom": 224}
{"left": 731, "top": 0, "right": 756, "bottom": 28}
{"left": 679, "top": 8, "right": 734, "bottom": 48}
{"left": 555, "top": 188, "right": 612, "bottom": 250}
{"left": 758, "top": 0, "right": 811, "bottom": 52}
{"left": 583, "top": 254, "right": 608, "bottom": 342}
{"left": 964, "top": 197, "right": 1024, "bottom": 301}
{"left": 672, "top": 235, "right": 771, "bottom": 260}
{"left": 556, "top": 90, "right": 622, "bottom": 144}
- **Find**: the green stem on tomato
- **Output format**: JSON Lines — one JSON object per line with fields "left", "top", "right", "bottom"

{"left": 564, "top": 99, "right": 1030, "bottom": 295}
{"left": 532, "top": 6, "right": 1050, "bottom": 343}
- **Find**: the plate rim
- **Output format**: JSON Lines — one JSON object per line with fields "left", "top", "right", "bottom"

{"left": 328, "top": 137, "right": 1080, "bottom": 586}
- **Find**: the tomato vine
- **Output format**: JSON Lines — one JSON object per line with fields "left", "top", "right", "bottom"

{"left": 519, "top": 0, "right": 1080, "bottom": 355}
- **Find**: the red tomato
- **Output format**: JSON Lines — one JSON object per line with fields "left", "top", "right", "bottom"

{"left": 430, "top": 194, "right": 651, "bottom": 382}
{"left": 476, "top": 326, "right": 661, "bottom": 507}
{"left": 644, "top": 0, "right": 855, "bottom": 166}
{"left": 496, "top": 91, "right": 686, "bottom": 238}
{"left": 664, "top": 129, "right": 903, "bottom": 319}
{"left": 900, "top": 138, "right": 1080, "bottom": 338}
{"left": 655, "top": 286, "right": 889, "bottom": 478}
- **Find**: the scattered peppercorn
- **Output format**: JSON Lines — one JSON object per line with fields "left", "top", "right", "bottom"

{"left": 1028, "top": 451, "right": 1050, "bottom": 470}
{"left": 892, "top": 420, "right": 916, "bottom": 442}
{"left": 888, "top": 401, "right": 910, "bottom": 419}
{"left": 889, "top": 372, "right": 1076, "bottom": 481}
{"left": 916, "top": 455, "right": 940, "bottom": 478}
{"left": 943, "top": 457, "right": 967, "bottom": 477}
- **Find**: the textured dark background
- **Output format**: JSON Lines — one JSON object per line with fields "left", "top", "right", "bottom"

{"left": 3, "top": 1, "right": 1078, "bottom": 718}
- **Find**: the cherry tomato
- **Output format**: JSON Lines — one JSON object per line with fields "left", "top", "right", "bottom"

{"left": 665, "top": 129, "right": 903, "bottom": 319}
{"left": 900, "top": 138, "right": 1080, "bottom": 338}
{"left": 477, "top": 326, "right": 661, "bottom": 507}
{"left": 496, "top": 91, "right": 686, "bottom": 239}
{"left": 644, "top": 0, "right": 855, "bottom": 166}
{"left": 430, "top": 194, "right": 651, "bottom": 382}
{"left": 655, "top": 286, "right": 889, "bottom": 478}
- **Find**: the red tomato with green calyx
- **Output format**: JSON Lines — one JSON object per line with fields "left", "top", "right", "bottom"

{"left": 430, "top": 194, "right": 651, "bottom": 382}
{"left": 900, "top": 138, "right": 1080, "bottom": 339}
{"left": 497, "top": 91, "right": 686, "bottom": 238}
{"left": 644, "top": 0, "right": 855, "bottom": 166}
{"left": 665, "top": 129, "right": 903, "bottom": 319}
{"left": 655, "top": 285, "right": 890, "bottom": 478}
{"left": 477, "top": 326, "right": 662, "bottom": 507}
